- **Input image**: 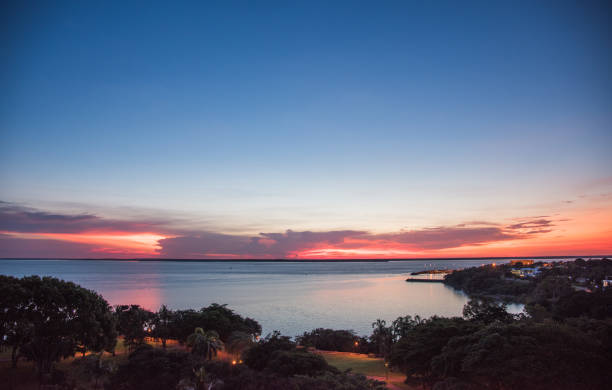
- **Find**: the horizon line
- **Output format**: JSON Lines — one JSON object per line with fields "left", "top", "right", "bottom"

{"left": 1, "top": 255, "right": 610, "bottom": 262}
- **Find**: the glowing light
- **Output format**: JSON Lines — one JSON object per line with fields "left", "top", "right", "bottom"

{"left": 3, "top": 231, "right": 170, "bottom": 256}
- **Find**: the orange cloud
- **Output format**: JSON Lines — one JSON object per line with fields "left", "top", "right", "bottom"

{"left": 1, "top": 201, "right": 610, "bottom": 259}
{"left": 3, "top": 231, "right": 169, "bottom": 256}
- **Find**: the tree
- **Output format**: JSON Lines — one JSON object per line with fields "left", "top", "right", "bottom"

{"left": 530, "top": 276, "right": 573, "bottom": 303}
{"left": 186, "top": 327, "right": 224, "bottom": 360}
{"left": 151, "top": 305, "right": 174, "bottom": 348}
{"left": 198, "top": 303, "right": 262, "bottom": 340}
{"left": 226, "top": 330, "right": 255, "bottom": 354}
{"left": 114, "top": 305, "right": 154, "bottom": 349}
{"left": 552, "top": 290, "right": 612, "bottom": 320}
{"left": 296, "top": 328, "right": 359, "bottom": 352}
{"left": 574, "top": 258, "right": 587, "bottom": 267}
{"left": 78, "top": 353, "right": 116, "bottom": 389}
{"left": 171, "top": 304, "right": 261, "bottom": 343}
{"left": 14, "top": 276, "right": 117, "bottom": 381}
{"left": 390, "top": 316, "right": 476, "bottom": 386}
{"left": 391, "top": 315, "right": 422, "bottom": 342}
{"left": 431, "top": 321, "right": 612, "bottom": 389}
{"left": 265, "top": 350, "right": 329, "bottom": 377}
{"left": 0, "top": 275, "right": 32, "bottom": 369}
{"left": 243, "top": 331, "right": 295, "bottom": 371}
{"left": 370, "top": 319, "right": 393, "bottom": 358}
{"left": 106, "top": 345, "right": 199, "bottom": 390}
{"left": 462, "top": 298, "right": 514, "bottom": 324}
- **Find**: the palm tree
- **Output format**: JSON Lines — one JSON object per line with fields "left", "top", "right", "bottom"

{"left": 226, "top": 331, "right": 254, "bottom": 354}
{"left": 187, "top": 328, "right": 224, "bottom": 360}
{"left": 371, "top": 319, "right": 392, "bottom": 358}
{"left": 153, "top": 305, "right": 173, "bottom": 348}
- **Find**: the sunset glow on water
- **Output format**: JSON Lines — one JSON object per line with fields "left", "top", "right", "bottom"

{"left": 0, "top": 259, "right": 532, "bottom": 336}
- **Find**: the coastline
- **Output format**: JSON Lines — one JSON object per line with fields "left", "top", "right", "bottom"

{"left": 0, "top": 255, "right": 598, "bottom": 262}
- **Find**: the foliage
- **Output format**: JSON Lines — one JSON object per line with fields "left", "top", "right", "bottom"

{"left": 209, "top": 348, "right": 387, "bottom": 390}
{"left": 186, "top": 327, "right": 224, "bottom": 360}
{"left": 214, "top": 366, "right": 387, "bottom": 390}
{"left": 2, "top": 275, "right": 117, "bottom": 381}
{"left": 390, "top": 316, "right": 476, "bottom": 385}
{"left": 462, "top": 298, "right": 515, "bottom": 324}
{"left": 0, "top": 275, "right": 33, "bottom": 368}
{"left": 297, "top": 328, "right": 359, "bottom": 352}
{"left": 430, "top": 321, "right": 612, "bottom": 390}
{"left": 114, "top": 305, "right": 154, "bottom": 349}
{"left": 226, "top": 330, "right": 255, "bottom": 354}
{"left": 391, "top": 315, "right": 422, "bottom": 341}
{"left": 370, "top": 319, "right": 393, "bottom": 358}
{"left": 528, "top": 275, "right": 574, "bottom": 303}
{"left": 106, "top": 344, "right": 200, "bottom": 390}
{"left": 387, "top": 297, "right": 612, "bottom": 390}
{"left": 550, "top": 289, "right": 612, "bottom": 320}
{"left": 151, "top": 304, "right": 174, "bottom": 348}
{"left": 290, "top": 372, "right": 388, "bottom": 390}
{"left": 446, "top": 258, "right": 612, "bottom": 321}
{"left": 242, "top": 330, "right": 296, "bottom": 371}
{"left": 265, "top": 350, "right": 330, "bottom": 377}
{"left": 74, "top": 353, "right": 116, "bottom": 389}
{"left": 443, "top": 263, "right": 534, "bottom": 299}
{"left": 171, "top": 304, "right": 261, "bottom": 343}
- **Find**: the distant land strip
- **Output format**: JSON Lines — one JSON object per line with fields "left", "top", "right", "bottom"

{"left": 1, "top": 255, "right": 610, "bottom": 262}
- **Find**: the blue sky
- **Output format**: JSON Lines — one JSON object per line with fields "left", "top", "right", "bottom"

{"left": 0, "top": 1, "right": 611, "bottom": 258}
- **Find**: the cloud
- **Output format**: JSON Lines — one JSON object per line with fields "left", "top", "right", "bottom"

{"left": 157, "top": 222, "right": 553, "bottom": 258}
{"left": 0, "top": 202, "right": 164, "bottom": 234}
{"left": 506, "top": 218, "right": 553, "bottom": 230}
{"left": 0, "top": 202, "right": 558, "bottom": 259}
{"left": 372, "top": 226, "right": 522, "bottom": 250}
{"left": 158, "top": 232, "right": 253, "bottom": 258}
{"left": 0, "top": 234, "right": 107, "bottom": 258}
{"left": 158, "top": 230, "right": 365, "bottom": 258}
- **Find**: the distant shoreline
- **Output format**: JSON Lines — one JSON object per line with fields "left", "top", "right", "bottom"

{"left": 0, "top": 255, "right": 608, "bottom": 263}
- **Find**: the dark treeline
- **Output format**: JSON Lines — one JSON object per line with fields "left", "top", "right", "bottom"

{"left": 297, "top": 329, "right": 370, "bottom": 354}
{"left": 293, "top": 259, "right": 612, "bottom": 389}
{"left": 105, "top": 332, "right": 386, "bottom": 390}
{"left": 0, "top": 275, "right": 117, "bottom": 377}
{"left": 2, "top": 259, "right": 612, "bottom": 390}
{"left": 443, "top": 258, "right": 612, "bottom": 319}
{"left": 388, "top": 302, "right": 612, "bottom": 389}
{"left": 299, "top": 300, "right": 612, "bottom": 389}
{"left": 0, "top": 275, "right": 385, "bottom": 390}
{"left": 114, "top": 303, "right": 261, "bottom": 350}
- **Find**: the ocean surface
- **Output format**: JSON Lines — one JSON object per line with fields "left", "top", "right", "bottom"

{"left": 0, "top": 259, "right": 540, "bottom": 336}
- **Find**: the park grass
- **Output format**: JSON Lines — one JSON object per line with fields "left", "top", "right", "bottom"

{"left": 317, "top": 350, "right": 414, "bottom": 390}
{"left": 319, "top": 351, "right": 388, "bottom": 376}
{"left": 1, "top": 341, "right": 414, "bottom": 390}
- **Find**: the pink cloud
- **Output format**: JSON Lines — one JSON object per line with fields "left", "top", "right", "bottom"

{"left": 0, "top": 202, "right": 564, "bottom": 259}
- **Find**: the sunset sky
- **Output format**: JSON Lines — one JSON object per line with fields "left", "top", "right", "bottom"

{"left": 1, "top": 1, "right": 611, "bottom": 259}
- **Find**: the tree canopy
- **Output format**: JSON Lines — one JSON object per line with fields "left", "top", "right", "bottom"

{"left": 1, "top": 275, "right": 117, "bottom": 381}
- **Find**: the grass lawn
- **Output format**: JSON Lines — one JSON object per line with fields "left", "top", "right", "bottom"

{"left": 2, "top": 342, "right": 414, "bottom": 390}
{"left": 317, "top": 350, "right": 415, "bottom": 390}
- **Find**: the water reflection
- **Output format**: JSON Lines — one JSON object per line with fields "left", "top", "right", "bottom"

{"left": 0, "top": 259, "right": 537, "bottom": 335}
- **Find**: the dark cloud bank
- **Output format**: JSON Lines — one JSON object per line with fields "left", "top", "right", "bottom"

{"left": 0, "top": 202, "right": 555, "bottom": 258}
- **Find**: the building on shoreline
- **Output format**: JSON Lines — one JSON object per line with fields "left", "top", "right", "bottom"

{"left": 510, "top": 259, "right": 534, "bottom": 266}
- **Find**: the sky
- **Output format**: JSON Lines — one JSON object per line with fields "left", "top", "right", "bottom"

{"left": 1, "top": 1, "right": 611, "bottom": 259}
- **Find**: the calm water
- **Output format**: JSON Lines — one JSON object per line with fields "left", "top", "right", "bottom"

{"left": 0, "top": 259, "right": 535, "bottom": 336}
